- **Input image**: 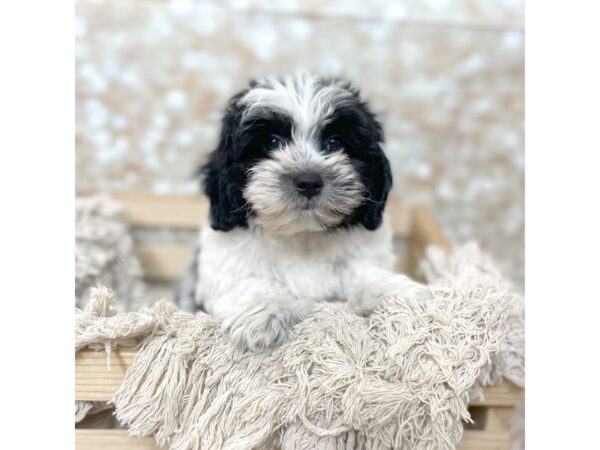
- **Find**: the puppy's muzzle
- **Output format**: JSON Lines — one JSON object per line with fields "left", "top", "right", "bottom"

{"left": 293, "top": 172, "right": 323, "bottom": 199}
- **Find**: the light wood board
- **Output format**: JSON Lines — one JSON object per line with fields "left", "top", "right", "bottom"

{"left": 75, "top": 429, "right": 511, "bottom": 450}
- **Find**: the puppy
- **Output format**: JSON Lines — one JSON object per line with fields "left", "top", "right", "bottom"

{"left": 182, "top": 73, "right": 431, "bottom": 351}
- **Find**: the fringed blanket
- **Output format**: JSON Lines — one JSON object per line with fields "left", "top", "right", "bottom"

{"left": 75, "top": 195, "right": 146, "bottom": 310}
{"left": 75, "top": 243, "right": 524, "bottom": 450}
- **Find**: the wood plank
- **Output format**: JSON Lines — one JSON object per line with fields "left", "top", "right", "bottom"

{"left": 394, "top": 252, "right": 408, "bottom": 273}
{"left": 133, "top": 244, "right": 192, "bottom": 281}
{"left": 76, "top": 349, "right": 137, "bottom": 366}
{"left": 483, "top": 406, "right": 514, "bottom": 433}
{"left": 470, "top": 382, "right": 523, "bottom": 407}
{"left": 75, "top": 350, "right": 136, "bottom": 402}
{"left": 457, "top": 431, "right": 511, "bottom": 450}
{"left": 76, "top": 430, "right": 159, "bottom": 450}
{"left": 75, "top": 429, "right": 509, "bottom": 450}
{"left": 75, "top": 349, "right": 521, "bottom": 406}
{"left": 407, "top": 205, "right": 451, "bottom": 279}
{"left": 406, "top": 238, "right": 425, "bottom": 279}
{"left": 386, "top": 200, "right": 411, "bottom": 236}
{"left": 409, "top": 205, "right": 451, "bottom": 251}
{"left": 111, "top": 192, "right": 208, "bottom": 229}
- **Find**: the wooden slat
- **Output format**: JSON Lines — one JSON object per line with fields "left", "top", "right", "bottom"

{"left": 75, "top": 349, "right": 522, "bottom": 407}
{"left": 76, "top": 430, "right": 158, "bottom": 450}
{"left": 386, "top": 200, "right": 411, "bottom": 236}
{"left": 133, "top": 244, "right": 192, "bottom": 281}
{"left": 483, "top": 406, "right": 514, "bottom": 433}
{"left": 394, "top": 252, "right": 408, "bottom": 273}
{"left": 407, "top": 239, "right": 426, "bottom": 279}
{"left": 75, "top": 350, "right": 136, "bottom": 402}
{"left": 409, "top": 205, "right": 451, "bottom": 251}
{"left": 75, "top": 429, "right": 509, "bottom": 450}
{"left": 457, "top": 431, "right": 511, "bottom": 450}
{"left": 469, "top": 381, "right": 523, "bottom": 407}
{"left": 407, "top": 205, "right": 451, "bottom": 279}
{"left": 111, "top": 192, "right": 208, "bottom": 229}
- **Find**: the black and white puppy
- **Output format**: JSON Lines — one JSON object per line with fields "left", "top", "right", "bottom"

{"left": 183, "top": 73, "right": 431, "bottom": 351}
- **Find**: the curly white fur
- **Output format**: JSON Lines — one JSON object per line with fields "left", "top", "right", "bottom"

{"left": 196, "top": 214, "right": 431, "bottom": 351}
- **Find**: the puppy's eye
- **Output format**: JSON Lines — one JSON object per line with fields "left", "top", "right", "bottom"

{"left": 326, "top": 137, "right": 343, "bottom": 152}
{"left": 265, "top": 136, "right": 283, "bottom": 151}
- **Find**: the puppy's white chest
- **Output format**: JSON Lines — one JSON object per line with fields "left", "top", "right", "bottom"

{"left": 261, "top": 239, "right": 347, "bottom": 301}
{"left": 198, "top": 216, "right": 396, "bottom": 315}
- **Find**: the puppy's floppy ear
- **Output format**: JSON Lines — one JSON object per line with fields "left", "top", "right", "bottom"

{"left": 200, "top": 91, "right": 250, "bottom": 231}
{"left": 360, "top": 145, "right": 392, "bottom": 230}
{"left": 357, "top": 110, "right": 393, "bottom": 230}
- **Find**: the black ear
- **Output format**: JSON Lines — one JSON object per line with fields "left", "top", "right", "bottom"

{"left": 359, "top": 145, "right": 392, "bottom": 230}
{"left": 350, "top": 104, "right": 392, "bottom": 230}
{"left": 200, "top": 91, "right": 250, "bottom": 231}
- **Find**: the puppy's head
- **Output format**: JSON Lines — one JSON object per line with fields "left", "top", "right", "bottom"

{"left": 202, "top": 73, "right": 392, "bottom": 235}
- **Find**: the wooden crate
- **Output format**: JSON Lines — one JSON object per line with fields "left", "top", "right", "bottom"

{"left": 76, "top": 193, "right": 523, "bottom": 450}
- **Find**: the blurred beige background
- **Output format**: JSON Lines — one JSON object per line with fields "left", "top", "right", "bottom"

{"left": 75, "top": 0, "right": 524, "bottom": 289}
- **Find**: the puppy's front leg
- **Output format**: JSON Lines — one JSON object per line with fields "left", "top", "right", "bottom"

{"left": 212, "top": 280, "right": 312, "bottom": 352}
{"left": 344, "top": 263, "right": 433, "bottom": 316}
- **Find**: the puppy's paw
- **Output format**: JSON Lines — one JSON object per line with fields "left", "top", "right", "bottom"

{"left": 406, "top": 282, "right": 434, "bottom": 303}
{"left": 222, "top": 304, "right": 304, "bottom": 352}
{"left": 352, "top": 277, "right": 433, "bottom": 316}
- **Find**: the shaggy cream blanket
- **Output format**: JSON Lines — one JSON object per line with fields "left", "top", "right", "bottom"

{"left": 75, "top": 244, "right": 524, "bottom": 450}
{"left": 75, "top": 195, "right": 146, "bottom": 310}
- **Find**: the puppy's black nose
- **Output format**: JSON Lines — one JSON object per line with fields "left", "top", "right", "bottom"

{"left": 294, "top": 173, "right": 324, "bottom": 199}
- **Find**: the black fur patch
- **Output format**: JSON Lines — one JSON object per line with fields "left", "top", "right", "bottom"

{"left": 321, "top": 99, "right": 392, "bottom": 230}
{"left": 201, "top": 91, "right": 293, "bottom": 231}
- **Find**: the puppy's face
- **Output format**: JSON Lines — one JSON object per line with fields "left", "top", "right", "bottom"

{"left": 202, "top": 74, "right": 392, "bottom": 235}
